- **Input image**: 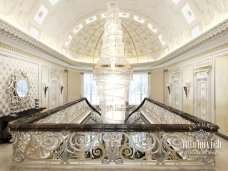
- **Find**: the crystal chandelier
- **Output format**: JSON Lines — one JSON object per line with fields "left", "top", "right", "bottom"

{"left": 94, "top": 0, "right": 132, "bottom": 124}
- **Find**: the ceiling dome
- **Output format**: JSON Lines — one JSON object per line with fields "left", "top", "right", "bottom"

{"left": 0, "top": 0, "right": 227, "bottom": 64}
{"left": 64, "top": 12, "right": 168, "bottom": 63}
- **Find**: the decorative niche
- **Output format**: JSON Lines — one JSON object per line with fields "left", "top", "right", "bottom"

{"left": 7, "top": 70, "right": 31, "bottom": 113}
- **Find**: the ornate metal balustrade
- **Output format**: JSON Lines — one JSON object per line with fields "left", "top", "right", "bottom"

{"left": 126, "top": 98, "right": 204, "bottom": 124}
{"left": 9, "top": 98, "right": 219, "bottom": 170}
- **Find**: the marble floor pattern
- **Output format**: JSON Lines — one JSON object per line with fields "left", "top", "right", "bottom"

{"left": 0, "top": 136, "right": 227, "bottom": 171}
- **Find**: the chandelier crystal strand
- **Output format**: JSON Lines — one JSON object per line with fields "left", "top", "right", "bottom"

{"left": 94, "top": 0, "right": 132, "bottom": 124}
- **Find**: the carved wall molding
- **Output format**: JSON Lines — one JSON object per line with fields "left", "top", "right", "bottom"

{"left": 0, "top": 19, "right": 71, "bottom": 64}
{"left": 0, "top": 18, "right": 228, "bottom": 71}
{"left": 194, "top": 69, "right": 211, "bottom": 122}
{"left": 0, "top": 43, "right": 66, "bottom": 71}
{"left": 0, "top": 54, "right": 39, "bottom": 115}
{"left": 162, "top": 19, "right": 228, "bottom": 61}
{"left": 134, "top": 37, "right": 228, "bottom": 71}
{"left": 171, "top": 71, "right": 182, "bottom": 110}
{"left": 7, "top": 70, "right": 31, "bottom": 113}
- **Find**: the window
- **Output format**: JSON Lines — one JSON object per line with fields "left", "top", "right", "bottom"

{"left": 171, "top": 0, "right": 179, "bottom": 5}
{"left": 158, "top": 34, "right": 166, "bottom": 46}
{"left": 181, "top": 3, "right": 196, "bottom": 24}
{"left": 33, "top": 5, "right": 48, "bottom": 25}
{"left": 83, "top": 73, "right": 99, "bottom": 105}
{"left": 28, "top": 26, "right": 39, "bottom": 38}
{"left": 73, "top": 23, "right": 83, "bottom": 34}
{"left": 83, "top": 73, "right": 148, "bottom": 105}
{"left": 64, "top": 35, "right": 72, "bottom": 47}
{"left": 133, "top": 15, "right": 145, "bottom": 24}
{"left": 48, "top": 0, "right": 59, "bottom": 5}
{"left": 85, "top": 16, "right": 97, "bottom": 24}
{"left": 147, "top": 23, "right": 157, "bottom": 33}
{"left": 191, "top": 25, "right": 200, "bottom": 38}
{"left": 128, "top": 73, "right": 148, "bottom": 105}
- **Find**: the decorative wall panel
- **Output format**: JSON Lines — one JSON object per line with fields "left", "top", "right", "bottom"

{"left": 171, "top": 71, "right": 182, "bottom": 110}
{"left": 49, "top": 70, "right": 60, "bottom": 109}
{"left": 194, "top": 70, "right": 211, "bottom": 121}
{"left": 0, "top": 53, "right": 39, "bottom": 115}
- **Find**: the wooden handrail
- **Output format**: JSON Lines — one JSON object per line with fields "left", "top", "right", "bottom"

{"left": 9, "top": 123, "right": 218, "bottom": 132}
{"left": 9, "top": 98, "right": 219, "bottom": 133}
{"left": 16, "top": 97, "right": 101, "bottom": 124}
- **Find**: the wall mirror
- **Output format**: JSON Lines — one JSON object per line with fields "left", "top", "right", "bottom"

{"left": 16, "top": 79, "right": 29, "bottom": 97}
{"left": 7, "top": 70, "right": 31, "bottom": 113}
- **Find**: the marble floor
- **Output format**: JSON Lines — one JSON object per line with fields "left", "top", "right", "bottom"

{"left": 0, "top": 136, "right": 227, "bottom": 171}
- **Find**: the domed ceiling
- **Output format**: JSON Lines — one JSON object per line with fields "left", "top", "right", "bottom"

{"left": 0, "top": 0, "right": 227, "bottom": 64}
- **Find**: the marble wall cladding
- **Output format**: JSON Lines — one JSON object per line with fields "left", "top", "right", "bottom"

{"left": 0, "top": 54, "right": 39, "bottom": 115}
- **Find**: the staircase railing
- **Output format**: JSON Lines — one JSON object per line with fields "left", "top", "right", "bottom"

{"left": 9, "top": 98, "right": 219, "bottom": 169}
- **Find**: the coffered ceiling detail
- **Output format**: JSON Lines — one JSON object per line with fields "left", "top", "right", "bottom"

{"left": 0, "top": 0, "right": 227, "bottom": 64}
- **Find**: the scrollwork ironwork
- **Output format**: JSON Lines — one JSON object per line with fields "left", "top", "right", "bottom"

{"left": 11, "top": 131, "right": 217, "bottom": 166}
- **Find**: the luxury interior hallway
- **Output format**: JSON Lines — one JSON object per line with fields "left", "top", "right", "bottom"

{"left": 0, "top": 136, "right": 227, "bottom": 171}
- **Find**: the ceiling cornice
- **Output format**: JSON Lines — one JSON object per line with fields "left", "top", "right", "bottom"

{"left": 134, "top": 18, "right": 228, "bottom": 69}
{"left": 0, "top": 19, "right": 93, "bottom": 70}
{"left": 0, "top": 18, "right": 228, "bottom": 71}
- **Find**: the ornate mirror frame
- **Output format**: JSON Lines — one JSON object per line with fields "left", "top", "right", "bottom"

{"left": 7, "top": 70, "right": 31, "bottom": 113}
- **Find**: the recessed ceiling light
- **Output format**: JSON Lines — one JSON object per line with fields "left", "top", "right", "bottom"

{"left": 191, "top": 25, "right": 200, "bottom": 38}
{"left": 133, "top": 15, "right": 145, "bottom": 24}
{"left": 28, "top": 26, "right": 39, "bottom": 38}
{"left": 85, "top": 16, "right": 97, "bottom": 24}
{"left": 34, "top": 5, "right": 48, "bottom": 25}
{"left": 181, "top": 3, "right": 196, "bottom": 24}
{"left": 65, "top": 35, "right": 72, "bottom": 47}
{"left": 171, "top": 0, "right": 179, "bottom": 5}
{"left": 147, "top": 23, "right": 157, "bottom": 33}
{"left": 73, "top": 23, "right": 83, "bottom": 34}
{"left": 48, "top": 0, "right": 59, "bottom": 5}
{"left": 158, "top": 34, "right": 166, "bottom": 46}
{"left": 119, "top": 12, "right": 129, "bottom": 18}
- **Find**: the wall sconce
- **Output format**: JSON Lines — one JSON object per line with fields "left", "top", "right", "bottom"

{"left": 60, "top": 86, "right": 64, "bottom": 94}
{"left": 166, "top": 83, "right": 171, "bottom": 95}
{"left": 182, "top": 82, "right": 190, "bottom": 98}
{"left": 43, "top": 86, "right": 48, "bottom": 98}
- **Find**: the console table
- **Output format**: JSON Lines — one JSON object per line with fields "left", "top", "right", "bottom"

{"left": 0, "top": 107, "right": 45, "bottom": 143}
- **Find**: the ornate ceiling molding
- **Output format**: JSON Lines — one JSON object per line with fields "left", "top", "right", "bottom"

{"left": 0, "top": 19, "right": 93, "bottom": 70}
{"left": 163, "top": 18, "right": 228, "bottom": 61}
{"left": 134, "top": 18, "right": 228, "bottom": 70}
{"left": 0, "top": 18, "right": 228, "bottom": 71}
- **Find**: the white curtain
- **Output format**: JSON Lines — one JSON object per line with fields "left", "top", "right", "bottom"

{"left": 83, "top": 73, "right": 148, "bottom": 105}
{"left": 128, "top": 73, "right": 148, "bottom": 105}
{"left": 83, "top": 73, "right": 99, "bottom": 105}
